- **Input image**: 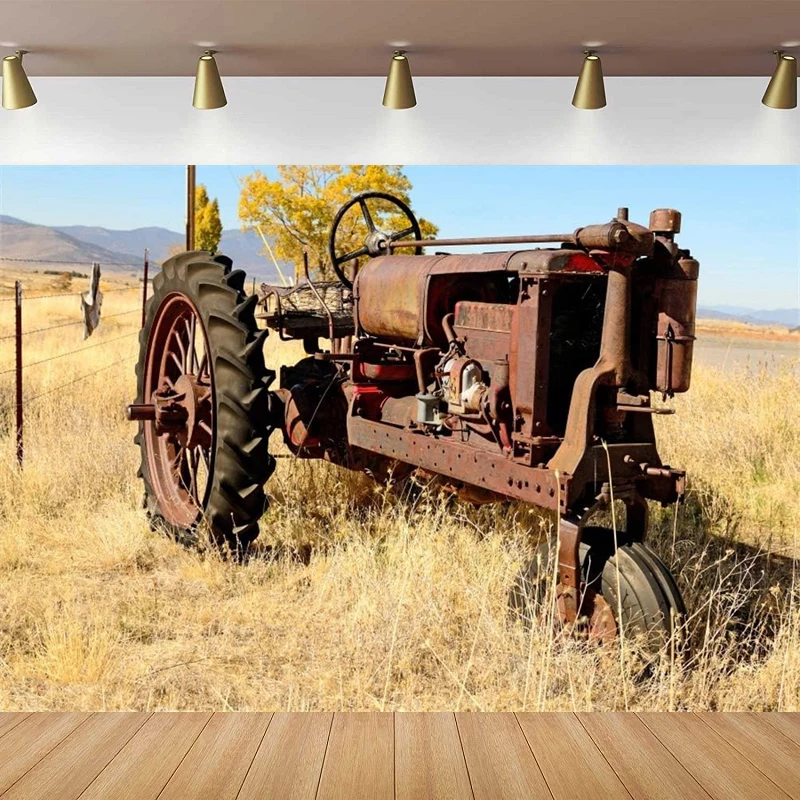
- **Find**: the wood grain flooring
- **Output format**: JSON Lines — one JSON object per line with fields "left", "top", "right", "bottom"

{"left": 0, "top": 712, "right": 796, "bottom": 799}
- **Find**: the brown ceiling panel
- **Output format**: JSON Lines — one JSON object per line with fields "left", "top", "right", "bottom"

{"left": 0, "top": 0, "right": 796, "bottom": 77}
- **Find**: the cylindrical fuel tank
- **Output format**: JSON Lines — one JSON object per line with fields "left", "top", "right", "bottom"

{"left": 354, "top": 252, "right": 512, "bottom": 345}
{"left": 653, "top": 256, "right": 699, "bottom": 395}
{"left": 354, "top": 255, "right": 436, "bottom": 343}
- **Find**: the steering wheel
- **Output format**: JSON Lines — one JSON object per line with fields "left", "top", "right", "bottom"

{"left": 328, "top": 192, "right": 423, "bottom": 289}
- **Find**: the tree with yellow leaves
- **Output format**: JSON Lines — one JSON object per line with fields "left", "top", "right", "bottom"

{"left": 238, "top": 165, "right": 438, "bottom": 280}
{"left": 195, "top": 184, "right": 223, "bottom": 253}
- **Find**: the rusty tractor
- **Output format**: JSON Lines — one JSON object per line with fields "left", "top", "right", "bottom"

{"left": 128, "top": 192, "right": 698, "bottom": 644}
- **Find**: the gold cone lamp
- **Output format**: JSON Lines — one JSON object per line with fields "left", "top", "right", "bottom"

{"left": 382, "top": 50, "right": 416, "bottom": 109}
{"left": 762, "top": 51, "right": 797, "bottom": 109}
{"left": 2, "top": 50, "right": 37, "bottom": 110}
{"left": 193, "top": 50, "right": 227, "bottom": 109}
{"left": 572, "top": 50, "right": 606, "bottom": 110}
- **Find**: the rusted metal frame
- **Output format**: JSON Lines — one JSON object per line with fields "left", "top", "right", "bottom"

{"left": 624, "top": 492, "right": 649, "bottom": 541}
{"left": 547, "top": 259, "right": 635, "bottom": 479}
{"left": 346, "top": 415, "right": 565, "bottom": 508}
{"left": 302, "top": 251, "right": 336, "bottom": 346}
{"left": 556, "top": 490, "right": 650, "bottom": 624}
{"left": 509, "top": 275, "right": 552, "bottom": 462}
{"left": 259, "top": 287, "right": 294, "bottom": 342}
{"left": 556, "top": 513, "right": 584, "bottom": 622}
{"left": 556, "top": 496, "right": 613, "bottom": 624}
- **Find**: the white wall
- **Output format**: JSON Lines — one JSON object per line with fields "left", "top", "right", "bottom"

{"left": 0, "top": 77, "right": 798, "bottom": 164}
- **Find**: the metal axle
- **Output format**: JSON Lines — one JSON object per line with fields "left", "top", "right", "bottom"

{"left": 386, "top": 233, "right": 576, "bottom": 249}
{"left": 126, "top": 403, "right": 156, "bottom": 422}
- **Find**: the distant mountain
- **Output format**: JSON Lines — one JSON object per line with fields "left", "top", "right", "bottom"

{"left": 0, "top": 215, "right": 140, "bottom": 268}
{"left": 54, "top": 224, "right": 178, "bottom": 265}
{"left": 1, "top": 215, "right": 287, "bottom": 282}
{"left": 55, "top": 223, "right": 286, "bottom": 282}
{"left": 698, "top": 306, "right": 800, "bottom": 328}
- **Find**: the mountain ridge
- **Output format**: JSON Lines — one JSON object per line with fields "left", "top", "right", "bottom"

{"left": 1, "top": 215, "right": 285, "bottom": 282}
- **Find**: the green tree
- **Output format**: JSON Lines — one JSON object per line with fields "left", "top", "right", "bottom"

{"left": 238, "top": 165, "right": 438, "bottom": 280}
{"left": 195, "top": 184, "right": 223, "bottom": 253}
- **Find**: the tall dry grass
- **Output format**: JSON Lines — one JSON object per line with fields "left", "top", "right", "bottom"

{"left": 0, "top": 279, "right": 798, "bottom": 711}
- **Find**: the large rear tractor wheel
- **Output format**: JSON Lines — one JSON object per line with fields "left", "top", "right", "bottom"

{"left": 511, "top": 527, "right": 686, "bottom": 652}
{"left": 132, "top": 251, "right": 276, "bottom": 555}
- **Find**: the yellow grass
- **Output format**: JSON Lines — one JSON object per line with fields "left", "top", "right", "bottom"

{"left": 0, "top": 276, "right": 798, "bottom": 711}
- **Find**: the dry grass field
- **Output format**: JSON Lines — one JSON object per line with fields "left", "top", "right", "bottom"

{"left": 696, "top": 317, "right": 800, "bottom": 342}
{"left": 0, "top": 273, "right": 798, "bottom": 712}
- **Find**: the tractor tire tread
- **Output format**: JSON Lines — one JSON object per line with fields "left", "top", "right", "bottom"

{"left": 134, "top": 251, "right": 274, "bottom": 554}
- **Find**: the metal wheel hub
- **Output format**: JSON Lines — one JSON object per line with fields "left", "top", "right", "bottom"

{"left": 151, "top": 373, "right": 212, "bottom": 449}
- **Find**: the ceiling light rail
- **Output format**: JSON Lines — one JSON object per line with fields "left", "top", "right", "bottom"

{"left": 1, "top": 46, "right": 798, "bottom": 111}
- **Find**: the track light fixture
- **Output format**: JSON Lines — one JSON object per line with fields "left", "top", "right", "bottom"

{"left": 382, "top": 50, "right": 416, "bottom": 109}
{"left": 2, "top": 50, "right": 37, "bottom": 110}
{"left": 762, "top": 50, "right": 797, "bottom": 109}
{"left": 193, "top": 50, "right": 227, "bottom": 109}
{"left": 572, "top": 50, "right": 606, "bottom": 110}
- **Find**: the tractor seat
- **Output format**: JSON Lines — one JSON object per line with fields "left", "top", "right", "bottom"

{"left": 258, "top": 279, "right": 355, "bottom": 338}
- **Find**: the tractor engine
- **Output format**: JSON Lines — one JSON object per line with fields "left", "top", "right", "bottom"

{"left": 336, "top": 210, "right": 697, "bottom": 501}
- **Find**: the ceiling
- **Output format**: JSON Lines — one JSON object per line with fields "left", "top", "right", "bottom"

{"left": 0, "top": 0, "right": 797, "bottom": 78}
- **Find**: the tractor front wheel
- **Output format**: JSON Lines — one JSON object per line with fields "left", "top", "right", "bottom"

{"left": 511, "top": 527, "right": 686, "bottom": 652}
{"left": 132, "top": 251, "right": 276, "bottom": 554}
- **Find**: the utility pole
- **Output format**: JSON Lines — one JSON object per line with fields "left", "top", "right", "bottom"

{"left": 186, "top": 164, "right": 196, "bottom": 251}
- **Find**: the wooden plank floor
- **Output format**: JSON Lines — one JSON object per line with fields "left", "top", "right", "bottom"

{"left": 0, "top": 712, "right": 797, "bottom": 799}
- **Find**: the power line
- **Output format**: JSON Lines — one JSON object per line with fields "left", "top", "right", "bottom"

{"left": 0, "top": 307, "right": 140, "bottom": 340}
{"left": 0, "top": 257, "right": 142, "bottom": 267}
{"left": 0, "top": 330, "right": 139, "bottom": 376}
{"left": 0, "top": 285, "right": 141, "bottom": 303}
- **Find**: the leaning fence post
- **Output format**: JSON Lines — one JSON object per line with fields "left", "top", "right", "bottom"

{"left": 141, "top": 248, "right": 149, "bottom": 329}
{"left": 14, "top": 280, "right": 23, "bottom": 467}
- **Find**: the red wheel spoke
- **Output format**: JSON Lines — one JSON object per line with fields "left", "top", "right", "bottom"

{"left": 168, "top": 351, "right": 184, "bottom": 373}
{"left": 144, "top": 293, "right": 216, "bottom": 528}
{"left": 173, "top": 327, "right": 188, "bottom": 369}
{"left": 198, "top": 353, "right": 209, "bottom": 382}
{"left": 171, "top": 446, "right": 185, "bottom": 474}
{"left": 186, "top": 448, "right": 199, "bottom": 503}
{"left": 185, "top": 316, "right": 198, "bottom": 373}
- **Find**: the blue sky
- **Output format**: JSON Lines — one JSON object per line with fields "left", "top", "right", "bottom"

{"left": 0, "top": 165, "right": 798, "bottom": 309}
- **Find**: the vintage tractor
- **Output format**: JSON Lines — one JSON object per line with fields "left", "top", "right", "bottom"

{"left": 128, "top": 192, "right": 698, "bottom": 643}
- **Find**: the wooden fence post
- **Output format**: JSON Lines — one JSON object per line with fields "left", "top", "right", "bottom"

{"left": 141, "top": 248, "right": 149, "bottom": 329}
{"left": 14, "top": 280, "right": 23, "bottom": 466}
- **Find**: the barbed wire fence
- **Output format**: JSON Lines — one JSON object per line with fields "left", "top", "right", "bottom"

{"left": 1, "top": 249, "right": 152, "bottom": 466}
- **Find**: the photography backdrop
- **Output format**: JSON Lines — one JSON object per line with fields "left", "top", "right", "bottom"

{"left": 0, "top": 77, "right": 798, "bottom": 164}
